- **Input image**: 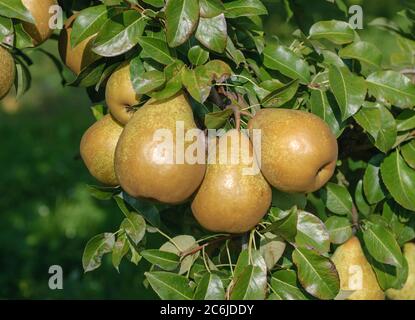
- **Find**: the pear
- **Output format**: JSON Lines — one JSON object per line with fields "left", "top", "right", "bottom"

{"left": 80, "top": 114, "right": 123, "bottom": 186}
{"left": 332, "top": 236, "right": 385, "bottom": 300}
{"left": 248, "top": 108, "right": 338, "bottom": 193}
{"left": 386, "top": 243, "right": 415, "bottom": 300}
{"left": 191, "top": 129, "right": 272, "bottom": 234}
{"left": 21, "top": 0, "right": 57, "bottom": 46}
{"left": 115, "top": 93, "right": 206, "bottom": 204}
{"left": 0, "top": 46, "right": 15, "bottom": 99}
{"left": 58, "top": 15, "right": 98, "bottom": 75}
{"left": 105, "top": 62, "right": 141, "bottom": 125}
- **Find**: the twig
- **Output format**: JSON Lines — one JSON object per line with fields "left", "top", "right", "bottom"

{"left": 181, "top": 234, "right": 238, "bottom": 259}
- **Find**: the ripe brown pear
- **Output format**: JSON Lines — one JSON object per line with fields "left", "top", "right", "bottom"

{"left": 386, "top": 243, "right": 415, "bottom": 300}
{"left": 191, "top": 129, "right": 272, "bottom": 234}
{"left": 58, "top": 15, "right": 98, "bottom": 75}
{"left": 21, "top": 0, "right": 57, "bottom": 46}
{"left": 0, "top": 46, "right": 15, "bottom": 99}
{"left": 115, "top": 93, "right": 206, "bottom": 204}
{"left": 80, "top": 114, "right": 123, "bottom": 186}
{"left": 105, "top": 63, "right": 141, "bottom": 124}
{"left": 332, "top": 236, "right": 385, "bottom": 300}
{"left": 248, "top": 109, "right": 338, "bottom": 193}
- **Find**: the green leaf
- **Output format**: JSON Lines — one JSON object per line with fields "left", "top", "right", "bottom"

{"left": 296, "top": 211, "right": 330, "bottom": 254}
{"left": 292, "top": 247, "right": 340, "bottom": 300}
{"left": 354, "top": 179, "right": 373, "bottom": 217}
{"left": 0, "top": 16, "right": 12, "bottom": 42}
{"left": 363, "top": 154, "right": 386, "bottom": 204}
{"left": 325, "top": 216, "right": 353, "bottom": 244}
{"left": 401, "top": 140, "right": 415, "bottom": 169}
{"left": 145, "top": 271, "right": 193, "bottom": 300}
{"left": 194, "top": 273, "right": 225, "bottom": 300}
{"left": 272, "top": 189, "right": 306, "bottom": 210}
{"left": 309, "top": 20, "right": 354, "bottom": 44}
{"left": 82, "top": 233, "right": 115, "bottom": 272}
{"left": 262, "top": 79, "right": 299, "bottom": 107}
{"left": 233, "top": 249, "right": 267, "bottom": 278}
{"left": 199, "top": 0, "right": 225, "bottom": 18}
{"left": 268, "top": 207, "right": 298, "bottom": 241}
{"left": 322, "top": 182, "right": 353, "bottom": 215}
{"left": 396, "top": 110, "right": 415, "bottom": 132}
{"left": 263, "top": 44, "right": 311, "bottom": 84}
{"left": 259, "top": 233, "right": 286, "bottom": 270}
{"left": 310, "top": 89, "right": 342, "bottom": 137}
{"left": 181, "top": 65, "right": 211, "bottom": 103}
{"left": 93, "top": 10, "right": 147, "bottom": 57}
{"left": 112, "top": 233, "right": 129, "bottom": 271}
{"left": 0, "top": 0, "right": 34, "bottom": 23}
{"left": 224, "top": 0, "right": 267, "bottom": 18}
{"left": 366, "top": 71, "right": 415, "bottom": 109}
{"left": 141, "top": 249, "right": 181, "bottom": 271}
{"left": 86, "top": 185, "right": 118, "bottom": 200}
{"left": 195, "top": 14, "right": 227, "bottom": 53}
{"left": 68, "top": 60, "right": 106, "bottom": 87}
{"left": 71, "top": 5, "right": 115, "bottom": 47}
{"left": 160, "top": 235, "right": 198, "bottom": 275}
{"left": 204, "top": 108, "right": 233, "bottom": 129}
{"left": 328, "top": 65, "right": 367, "bottom": 120}
{"left": 270, "top": 270, "right": 308, "bottom": 300}
{"left": 339, "top": 41, "right": 382, "bottom": 72}
{"left": 230, "top": 265, "right": 267, "bottom": 300}
{"left": 132, "top": 69, "right": 165, "bottom": 94}
{"left": 120, "top": 214, "right": 146, "bottom": 245}
{"left": 381, "top": 150, "right": 415, "bottom": 211}
{"left": 362, "top": 223, "right": 404, "bottom": 267}
{"left": 138, "top": 36, "right": 176, "bottom": 65}
{"left": 142, "top": 0, "right": 164, "bottom": 7}
{"left": 166, "top": 0, "right": 200, "bottom": 47}
{"left": 122, "top": 192, "right": 161, "bottom": 227}
{"left": 354, "top": 102, "right": 397, "bottom": 153}
{"left": 188, "top": 45, "right": 209, "bottom": 66}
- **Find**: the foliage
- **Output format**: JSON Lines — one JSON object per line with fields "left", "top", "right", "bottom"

{"left": 1, "top": 0, "right": 415, "bottom": 300}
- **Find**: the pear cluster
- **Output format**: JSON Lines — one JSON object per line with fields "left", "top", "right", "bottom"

{"left": 80, "top": 78, "right": 338, "bottom": 233}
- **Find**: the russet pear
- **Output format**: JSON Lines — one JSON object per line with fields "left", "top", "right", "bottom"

{"left": 115, "top": 93, "right": 206, "bottom": 204}
{"left": 105, "top": 62, "right": 141, "bottom": 124}
{"left": 0, "top": 46, "right": 15, "bottom": 99}
{"left": 386, "top": 243, "right": 415, "bottom": 300}
{"left": 58, "top": 15, "right": 98, "bottom": 75}
{"left": 80, "top": 114, "right": 124, "bottom": 186}
{"left": 191, "top": 129, "right": 272, "bottom": 234}
{"left": 332, "top": 236, "right": 385, "bottom": 300}
{"left": 248, "top": 109, "right": 338, "bottom": 193}
{"left": 21, "top": 0, "right": 57, "bottom": 46}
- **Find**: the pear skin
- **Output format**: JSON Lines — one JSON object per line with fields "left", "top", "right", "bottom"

{"left": 0, "top": 47, "right": 15, "bottom": 99}
{"left": 80, "top": 114, "right": 123, "bottom": 186}
{"left": 386, "top": 243, "right": 415, "bottom": 300}
{"left": 248, "top": 109, "right": 338, "bottom": 193}
{"left": 21, "top": 0, "right": 57, "bottom": 46}
{"left": 332, "top": 236, "right": 385, "bottom": 300}
{"left": 191, "top": 129, "right": 272, "bottom": 234}
{"left": 58, "top": 15, "right": 98, "bottom": 75}
{"left": 115, "top": 93, "right": 206, "bottom": 204}
{"left": 105, "top": 63, "right": 141, "bottom": 125}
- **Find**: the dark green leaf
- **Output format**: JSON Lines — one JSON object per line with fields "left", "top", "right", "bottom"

{"left": 141, "top": 249, "right": 181, "bottom": 271}
{"left": 309, "top": 20, "right": 354, "bottom": 44}
{"left": 145, "top": 271, "right": 193, "bottom": 300}
{"left": 401, "top": 140, "right": 415, "bottom": 169}
{"left": 270, "top": 270, "right": 308, "bottom": 300}
{"left": 195, "top": 14, "right": 227, "bottom": 53}
{"left": 199, "top": 0, "right": 225, "bottom": 18}
{"left": 188, "top": 45, "right": 209, "bottom": 66}
{"left": 322, "top": 182, "right": 353, "bottom": 215}
{"left": 181, "top": 65, "right": 211, "bottom": 103}
{"left": 310, "top": 89, "right": 342, "bottom": 137}
{"left": 339, "top": 41, "right": 382, "bottom": 72}
{"left": 0, "top": 0, "right": 34, "bottom": 23}
{"left": 363, "top": 154, "right": 386, "bottom": 204}
{"left": 138, "top": 36, "right": 176, "bottom": 65}
{"left": 224, "top": 0, "right": 267, "bottom": 18}
{"left": 230, "top": 265, "right": 267, "bottom": 300}
{"left": 194, "top": 273, "right": 225, "bottom": 300}
{"left": 325, "top": 216, "right": 353, "bottom": 244}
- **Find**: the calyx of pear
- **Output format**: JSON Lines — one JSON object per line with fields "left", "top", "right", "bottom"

{"left": 80, "top": 114, "right": 124, "bottom": 186}
{"left": 386, "top": 242, "right": 415, "bottom": 300}
{"left": 21, "top": 0, "right": 57, "bottom": 46}
{"left": 105, "top": 62, "right": 141, "bottom": 125}
{"left": 115, "top": 93, "right": 206, "bottom": 204}
{"left": 58, "top": 15, "right": 99, "bottom": 75}
{"left": 332, "top": 236, "right": 385, "bottom": 300}
{"left": 0, "top": 46, "right": 15, "bottom": 100}
{"left": 191, "top": 129, "right": 272, "bottom": 234}
{"left": 248, "top": 108, "right": 338, "bottom": 193}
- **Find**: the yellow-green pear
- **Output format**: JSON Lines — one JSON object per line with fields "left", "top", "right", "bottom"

{"left": 80, "top": 114, "right": 123, "bottom": 186}
{"left": 115, "top": 93, "right": 206, "bottom": 204}
{"left": 191, "top": 129, "right": 272, "bottom": 234}
{"left": 332, "top": 236, "right": 385, "bottom": 300}
{"left": 58, "top": 15, "right": 98, "bottom": 75}
{"left": 21, "top": 0, "right": 57, "bottom": 46}
{"left": 0, "top": 46, "right": 15, "bottom": 99}
{"left": 248, "top": 109, "right": 338, "bottom": 193}
{"left": 386, "top": 243, "right": 415, "bottom": 300}
{"left": 105, "top": 63, "right": 141, "bottom": 125}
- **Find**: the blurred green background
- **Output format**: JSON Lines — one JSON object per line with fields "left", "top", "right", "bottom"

{"left": 0, "top": 0, "right": 410, "bottom": 299}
